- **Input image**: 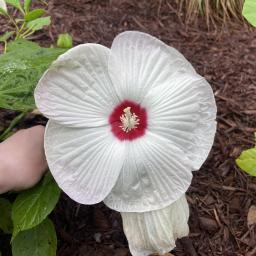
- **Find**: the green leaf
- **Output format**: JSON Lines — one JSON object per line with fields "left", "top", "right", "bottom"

{"left": 25, "top": 9, "right": 45, "bottom": 22}
{"left": 12, "top": 173, "right": 61, "bottom": 239}
{"left": 5, "top": 0, "right": 23, "bottom": 13}
{"left": 12, "top": 218, "right": 57, "bottom": 256}
{"left": 0, "top": 197, "right": 13, "bottom": 233}
{"left": 0, "top": 7, "right": 7, "bottom": 15}
{"left": 6, "top": 37, "right": 39, "bottom": 52}
{"left": 0, "top": 0, "right": 7, "bottom": 15}
{"left": 23, "top": 0, "right": 31, "bottom": 13}
{"left": 0, "top": 31, "right": 14, "bottom": 42}
{"left": 57, "top": 33, "right": 73, "bottom": 48}
{"left": 0, "top": 39, "right": 66, "bottom": 111}
{"left": 236, "top": 148, "right": 256, "bottom": 176}
{"left": 26, "top": 16, "right": 51, "bottom": 31}
{"left": 243, "top": 0, "right": 256, "bottom": 27}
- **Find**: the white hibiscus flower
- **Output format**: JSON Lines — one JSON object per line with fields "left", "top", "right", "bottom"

{"left": 35, "top": 31, "right": 217, "bottom": 256}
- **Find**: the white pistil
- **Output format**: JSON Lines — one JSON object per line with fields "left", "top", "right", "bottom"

{"left": 120, "top": 107, "right": 140, "bottom": 133}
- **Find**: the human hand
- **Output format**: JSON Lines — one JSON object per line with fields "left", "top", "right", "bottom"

{"left": 0, "top": 125, "right": 47, "bottom": 194}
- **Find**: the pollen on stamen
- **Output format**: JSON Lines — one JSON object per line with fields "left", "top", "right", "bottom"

{"left": 109, "top": 100, "right": 147, "bottom": 141}
{"left": 120, "top": 107, "right": 140, "bottom": 133}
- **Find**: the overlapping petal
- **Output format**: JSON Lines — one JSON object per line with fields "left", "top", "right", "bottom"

{"left": 142, "top": 72, "right": 217, "bottom": 170}
{"left": 44, "top": 120, "right": 125, "bottom": 204}
{"left": 121, "top": 195, "right": 189, "bottom": 256}
{"left": 104, "top": 132, "right": 193, "bottom": 212}
{"left": 36, "top": 31, "right": 217, "bottom": 219}
{"left": 35, "top": 44, "right": 119, "bottom": 128}
{"left": 108, "top": 31, "right": 196, "bottom": 103}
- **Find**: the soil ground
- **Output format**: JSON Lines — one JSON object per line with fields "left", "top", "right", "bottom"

{"left": 1, "top": 1, "right": 256, "bottom": 256}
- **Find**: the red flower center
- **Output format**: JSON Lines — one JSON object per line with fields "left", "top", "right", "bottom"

{"left": 109, "top": 100, "right": 147, "bottom": 141}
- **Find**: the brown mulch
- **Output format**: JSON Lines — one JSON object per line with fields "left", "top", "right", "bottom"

{"left": 1, "top": 0, "right": 256, "bottom": 256}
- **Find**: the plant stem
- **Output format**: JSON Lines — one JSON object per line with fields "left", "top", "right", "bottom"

{"left": 4, "top": 41, "right": 7, "bottom": 53}
{"left": 40, "top": 0, "right": 48, "bottom": 6}
{"left": 16, "top": 22, "right": 26, "bottom": 38}
{"left": 7, "top": 15, "right": 19, "bottom": 36}
{"left": 0, "top": 111, "right": 28, "bottom": 141}
{"left": 19, "top": 28, "right": 34, "bottom": 38}
{"left": 23, "top": 30, "right": 35, "bottom": 39}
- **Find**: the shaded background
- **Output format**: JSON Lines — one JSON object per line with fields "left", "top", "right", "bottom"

{"left": 1, "top": 0, "right": 256, "bottom": 255}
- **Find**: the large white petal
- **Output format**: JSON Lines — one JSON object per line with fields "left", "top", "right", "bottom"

{"left": 121, "top": 195, "right": 189, "bottom": 256}
{"left": 143, "top": 72, "right": 217, "bottom": 170}
{"left": 104, "top": 132, "right": 193, "bottom": 212}
{"left": 44, "top": 120, "right": 125, "bottom": 204}
{"left": 108, "top": 31, "right": 195, "bottom": 103}
{"left": 35, "top": 44, "right": 119, "bottom": 128}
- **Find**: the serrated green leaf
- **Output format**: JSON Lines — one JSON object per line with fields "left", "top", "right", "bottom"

{"left": 24, "top": 0, "right": 31, "bottom": 13}
{"left": 0, "top": 39, "right": 66, "bottom": 111}
{"left": 236, "top": 148, "right": 256, "bottom": 176}
{"left": 12, "top": 173, "right": 61, "bottom": 239}
{"left": 243, "top": 0, "right": 256, "bottom": 27}
{"left": 57, "top": 33, "right": 73, "bottom": 48}
{"left": 12, "top": 218, "right": 57, "bottom": 256}
{"left": 6, "top": 37, "right": 39, "bottom": 52}
{"left": 5, "top": 0, "right": 23, "bottom": 13}
{"left": 25, "top": 9, "right": 45, "bottom": 22}
{"left": 0, "top": 31, "right": 14, "bottom": 42}
{"left": 26, "top": 16, "right": 51, "bottom": 31}
{"left": 0, "top": 197, "right": 13, "bottom": 233}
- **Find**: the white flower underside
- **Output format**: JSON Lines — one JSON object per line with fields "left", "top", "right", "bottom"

{"left": 0, "top": 0, "right": 7, "bottom": 12}
{"left": 121, "top": 195, "right": 189, "bottom": 256}
{"left": 35, "top": 31, "right": 217, "bottom": 212}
